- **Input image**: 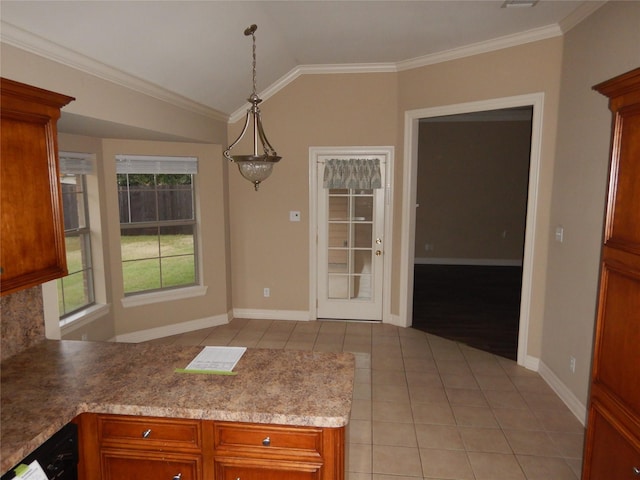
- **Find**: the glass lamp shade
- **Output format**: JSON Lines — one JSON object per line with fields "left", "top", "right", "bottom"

{"left": 236, "top": 157, "right": 276, "bottom": 190}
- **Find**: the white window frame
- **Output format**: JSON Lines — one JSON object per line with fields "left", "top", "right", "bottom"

{"left": 115, "top": 154, "right": 201, "bottom": 300}
{"left": 43, "top": 152, "right": 110, "bottom": 339}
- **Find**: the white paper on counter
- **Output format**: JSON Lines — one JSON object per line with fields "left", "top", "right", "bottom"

{"left": 184, "top": 346, "right": 247, "bottom": 372}
{"left": 14, "top": 461, "right": 48, "bottom": 480}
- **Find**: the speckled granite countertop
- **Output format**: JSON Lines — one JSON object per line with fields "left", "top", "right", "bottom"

{"left": 0, "top": 340, "right": 355, "bottom": 474}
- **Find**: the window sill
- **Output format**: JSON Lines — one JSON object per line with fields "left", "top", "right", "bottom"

{"left": 121, "top": 285, "right": 208, "bottom": 308}
{"left": 60, "top": 303, "right": 111, "bottom": 334}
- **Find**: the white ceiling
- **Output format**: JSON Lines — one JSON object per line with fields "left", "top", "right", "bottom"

{"left": 1, "top": 1, "right": 601, "bottom": 119}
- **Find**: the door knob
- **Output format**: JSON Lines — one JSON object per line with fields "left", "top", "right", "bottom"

{"left": 375, "top": 250, "right": 382, "bottom": 256}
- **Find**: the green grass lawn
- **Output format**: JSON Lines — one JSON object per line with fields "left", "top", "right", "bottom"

{"left": 59, "top": 234, "right": 195, "bottom": 315}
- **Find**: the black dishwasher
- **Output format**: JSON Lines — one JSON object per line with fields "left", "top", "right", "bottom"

{"left": 1, "top": 423, "right": 78, "bottom": 480}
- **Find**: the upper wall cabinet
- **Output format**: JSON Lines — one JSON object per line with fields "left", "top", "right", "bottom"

{"left": 1, "top": 78, "right": 74, "bottom": 296}
{"left": 582, "top": 67, "right": 640, "bottom": 480}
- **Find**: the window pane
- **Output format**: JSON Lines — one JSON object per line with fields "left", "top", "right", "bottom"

{"left": 158, "top": 182, "right": 193, "bottom": 221}
{"left": 353, "top": 224, "right": 372, "bottom": 248}
{"left": 329, "top": 195, "right": 349, "bottom": 221}
{"left": 58, "top": 172, "right": 94, "bottom": 318}
{"left": 353, "top": 194, "right": 373, "bottom": 221}
{"left": 328, "top": 223, "right": 348, "bottom": 248}
{"left": 352, "top": 275, "right": 372, "bottom": 300}
{"left": 127, "top": 185, "right": 157, "bottom": 223}
{"left": 328, "top": 274, "right": 349, "bottom": 299}
{"left": 119, "top": 170, "right": 197, "bottom": 295}
{"left": 61, "top": 176, "right": 81, "bottom": 230}
{"left": 65, "top": 236, "right": 82, "bottom": 274}
{"left": 58, "top": 271, "right": 92, "bottom": 316}
{"left": 328, "top": 249, "right": 348, "bottom": 273}
{"left": 123, "top": 258, "right": 161, "bottom": 293}
{"left": 159, "top": 225, "right": 195, "bottom": 256}
{"left": 121, "top": 227, "right": 160, "bottom": 261}
{"left": 161, "top": 256, "right": 195, "bottom": 288}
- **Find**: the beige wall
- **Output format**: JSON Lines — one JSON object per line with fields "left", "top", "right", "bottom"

{"left": 52, "top": 135, "right": 230, "bottom": 340}
{"left": 541, "top": 1, "right": 640, "bottom": 408}
{"left": 227, "top": 73, "right": 398, "bottom": 313}
{"left": 397, "top": 37, "right": 563, "bottom": 358}
{"left": 57, "top": 133, "right": 116, "bottom": 341}
{"left": 0, "top": 44, "right": 227, "bottom": 144}
{"left": 101, "top": 139, "right": 229, "bottom": 337}
{"left": 415, "top": 119, "right": 531, "bottom": 262}
{"left": 2, "top": 4, "right": 638, "bottom": 415}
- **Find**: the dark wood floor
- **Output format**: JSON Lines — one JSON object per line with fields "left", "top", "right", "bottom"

{"left": 411, "top": 264, "right": 522, "bottom": 360}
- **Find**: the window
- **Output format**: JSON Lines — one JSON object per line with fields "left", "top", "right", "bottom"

{"left": 116, "top": 155, "right": 198, "bottom": 295}
{"left": 58, "top": 153, "right": 96, "bottom": 318}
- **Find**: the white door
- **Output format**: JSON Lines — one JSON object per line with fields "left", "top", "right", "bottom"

{"left": 316, "top": 156, "right": 386, "bottom": 320}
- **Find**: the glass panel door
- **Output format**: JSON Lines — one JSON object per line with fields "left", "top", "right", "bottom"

{"left": 327, "top": 189, "right": 374, "bottom": 300}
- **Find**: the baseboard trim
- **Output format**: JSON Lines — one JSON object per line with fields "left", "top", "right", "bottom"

{"left": 415, "top": 257, "right": 523, "bottom": 267}
{"left": 538, "top": 360, "right": 588, "bottom": 426}
{"left": 232, "top": 308, "right": 312, "bottom": 321}
{"left": 523, "top": 354, "right": 540, "bottom": 371}
{"left": 114, "top": 313, "right": 230, "bottom": 343}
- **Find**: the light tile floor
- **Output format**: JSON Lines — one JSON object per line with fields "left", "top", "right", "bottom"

{"left": 149, "top": 318, "right": 585, "bottom": 480}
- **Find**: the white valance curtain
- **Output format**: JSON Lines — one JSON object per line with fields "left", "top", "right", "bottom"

{"left": 323, "top": 158, "right": 382, "bottom": 189}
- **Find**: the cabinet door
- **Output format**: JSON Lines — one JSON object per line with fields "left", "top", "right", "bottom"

{"left": 214, "top": 459, "right": 321, "bottom": 480}
{"left": 101, "top": 450, "right": 201, "bottom": 480}
{"left": 0, "top": 78, "right": 73, "bottom": 295}
{"left": 583, "top": 409, "right": 640, "bottom": 479}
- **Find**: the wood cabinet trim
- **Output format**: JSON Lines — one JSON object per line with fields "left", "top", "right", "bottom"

{"left": 0, "top": 77, "right": 74, "bottom": 296}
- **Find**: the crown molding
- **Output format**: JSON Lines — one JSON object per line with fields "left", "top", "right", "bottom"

{"left": 558, "top": 1, "right": 608, "bottom": 33}
{"left": 229, "top": 62, "right": 398, "bottom": 122}
{"left": 231, "top": 24, "right": 565, "bottom": 122}
{"left": 2, "top": 5, "right": 602, "bottom": 127}
{"left": 396, "top": 23, "right": 562, "bottom": 72}
{"left": 0, "top": 21, "right": 228, "bottom": 122}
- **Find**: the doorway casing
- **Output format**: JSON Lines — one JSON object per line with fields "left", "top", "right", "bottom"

{"left": 400, "top": 93, "right": 545, "bottom": 368}
{"left": 309, "top": 146, "right": 395, "bottom": 323}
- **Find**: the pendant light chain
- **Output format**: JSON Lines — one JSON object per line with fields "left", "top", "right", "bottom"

{"left": 251, "top": 29, "right": 257, "bottom": 97}
{"left": 224, "top": 24, "right": 281, "bottom": 191}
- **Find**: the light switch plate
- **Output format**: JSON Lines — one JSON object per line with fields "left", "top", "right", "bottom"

{"left": 289, "top": 211, "right": 301, "bottom": 222}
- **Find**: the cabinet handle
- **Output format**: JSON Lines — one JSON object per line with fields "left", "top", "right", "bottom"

{"left": 262, "top": 436, "right": 271, "bottom": 446}
{"left": 632, "top": 466, "right": 640, "bottom": 476}
{"left": 172, "top": 474, "right": 182, "bottom": 480}
{"left": 142, "top": 429, "right": 152, "bottom": 438}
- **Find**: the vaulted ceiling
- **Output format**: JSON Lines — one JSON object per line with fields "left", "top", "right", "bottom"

{"left": 1, "top": 1, "right": 601, "bottom": 119}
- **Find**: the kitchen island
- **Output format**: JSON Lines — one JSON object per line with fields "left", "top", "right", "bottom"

{"left": 1, "top": 340, "right": 355, "bottom": 479}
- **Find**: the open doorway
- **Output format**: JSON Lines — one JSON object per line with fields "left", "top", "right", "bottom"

{"left": 411, "top": 107, "right": 532, "bottom": 360}
{"left": 400, "top": 93, "right": 545, "bottom": 367}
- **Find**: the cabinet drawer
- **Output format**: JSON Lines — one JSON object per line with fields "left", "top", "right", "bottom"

{"left": 101, "top": 450, "right": 201, "bottom": 480}
{"left": 214, "top": 422, "right": 322, "bottom": 458}
{"left": 584, "top": 409, "right": 640, "bottom": 479}
{"left": 214, "top": 458, "right": 321, "bottom": 480}
{"left": 97, "top": 415, "right": 201, "bottom": 451}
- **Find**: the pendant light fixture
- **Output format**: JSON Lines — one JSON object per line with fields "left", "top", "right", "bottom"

{"left": 224, "top": 24, "right": 281, "bottom": 191}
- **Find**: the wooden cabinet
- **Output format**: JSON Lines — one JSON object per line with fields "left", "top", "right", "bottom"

{"left": 81, "top": 414, "right": 210, "bottom": 480}
{"left": 213, "top": 422, "right": 331, "bottom": 480}
{"left": 0, "top": 78, "right": 74, "bottom": 296}
{"left": 78, "top": 414, "right": 345, "bottom": 480}
{"left": 583, "top": 67, "right": 640, "bottom": 479}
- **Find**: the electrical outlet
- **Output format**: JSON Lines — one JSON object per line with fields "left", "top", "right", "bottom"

{"left": 263, "top": 288, "right": 270, "bottom": 298}
{"left": 81, "top": 333, "right": 88, "bottom": 341}
{"left": 569, "top": 356, "right": 576, "bottom": 373}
